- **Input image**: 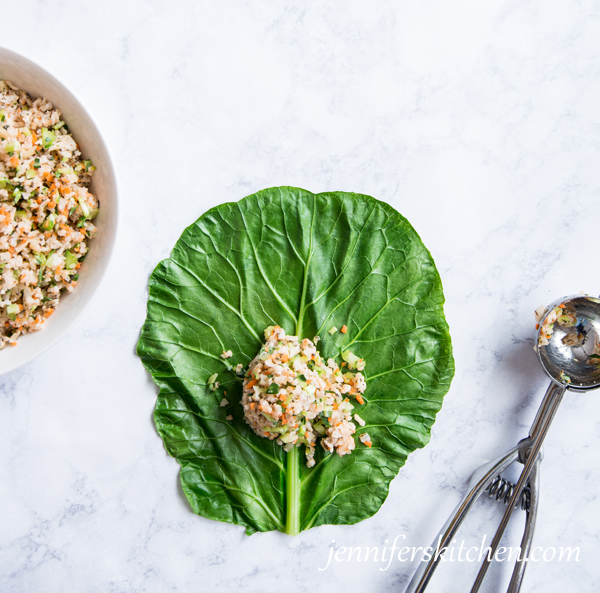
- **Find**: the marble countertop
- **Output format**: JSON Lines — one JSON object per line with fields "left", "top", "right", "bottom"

{"left": 2, "top": 1, "right": 600, "bottom": 591}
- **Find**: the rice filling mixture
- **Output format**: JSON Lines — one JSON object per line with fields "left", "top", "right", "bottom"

{"left": 241, "top": 325, "right": 368, "bottom": 467}
{"left": 535, "top": 302, "right": 577, "bottom": 347}
{"left": 0, "top": 81, "right": 99, "bottom": 347}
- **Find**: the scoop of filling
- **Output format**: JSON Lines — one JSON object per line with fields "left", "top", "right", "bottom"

{"left": 241, "top": 325, "right": 367, "bottom": 467}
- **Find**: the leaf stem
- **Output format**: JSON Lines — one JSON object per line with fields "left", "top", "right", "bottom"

{"left": 285, "top": 446, "right": 300, "bottom": 535}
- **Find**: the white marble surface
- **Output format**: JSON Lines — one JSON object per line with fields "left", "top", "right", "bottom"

{"left": 1, "top": 1, "right": 600, "bottom": 591}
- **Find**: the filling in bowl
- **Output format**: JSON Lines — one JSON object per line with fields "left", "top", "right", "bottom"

{"left": 0, "top": 81, "right": 99, "bottom": 348}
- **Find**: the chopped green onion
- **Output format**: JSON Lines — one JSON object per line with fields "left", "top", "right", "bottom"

{"left": 41, "top": 213, "right": 56, "bottom": 231}
{"left": 33, "top": 157, "right": 41, "bottom": 169}
{"left": 41, "top": 127, "right": 55, "bottom": 150}
{"left": 280, "top": 432, "right": 296, "bottom": 444}
{"left": 21, "top": 127, "right": 31, "bottom": 137}
{"left": 34, "top": 253, "right": 47, "bottom": 266}
{"left": 313, "top": 424, "right": 326, "bottom": 436}
{"left": 0, "top": 110, "right": 5, "bottom": 122}
{"left": 266, "top": 383, "right": 279, "bottom": 394}
{"left": 6, "top": 303, "right": 19, "bottom": 320}
{"left": 78, "top": 197, "right": 91, "bottom": 218}
{"left": 26, "top": 169, "right": 36, "bottom": 179}
{"left": 263, "top": 425, "right": 287, "bottom": 435}
{"left": 328, "top": 326, "right": 338, "bottom": 335}
{"left": 341, "top": 350, "right": 363, "bottom": 371}
{"left": 64, "top": 250, "right": 78, "bottom": 269}
{"left": 53, "top": 121, "right": 65, "bottom": 130}
{"left": 45, "top": 252, "right": 58, "bottom": 269}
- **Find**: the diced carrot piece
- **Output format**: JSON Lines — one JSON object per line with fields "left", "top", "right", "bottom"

{"left": 340, "top": 325, "right": 347, "bottom": 333}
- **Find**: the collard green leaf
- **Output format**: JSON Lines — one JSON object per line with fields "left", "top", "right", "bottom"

{"left": 137, "top": 187, "right": 454, "bottom": 535}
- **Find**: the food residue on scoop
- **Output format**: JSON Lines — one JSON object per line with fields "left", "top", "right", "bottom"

{"left": 241, "top": 325, "right": 369, "bottom": 467}
{"left": 559, "top": 370, "right": 572, "bottom": 385}
{"left": 535, "top": 303, "right": 577, "bottom": 347}
{"left": 589, "top": 334, "right": 600, "bottom": 366}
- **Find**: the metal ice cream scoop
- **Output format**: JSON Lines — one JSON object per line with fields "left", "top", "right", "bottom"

{"left": 407, "top": 294, "right": 600, "bottom": 593}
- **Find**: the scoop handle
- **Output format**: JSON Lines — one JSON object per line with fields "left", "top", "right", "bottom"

{"left": 405, "top": 446, "right": 520, "bottom": 593}
{"left": 470, "top": 382, "right": 565, "bottom": 592}
{"left": 406, "top": 381, "right": 564, "bottom": 593}
{"left": 506, "top": 456, "right": 541, "bottom": 593}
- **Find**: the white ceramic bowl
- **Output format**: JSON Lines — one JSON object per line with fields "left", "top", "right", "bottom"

{"left": 0, "top": 46, "right": 118, "bottom": 375}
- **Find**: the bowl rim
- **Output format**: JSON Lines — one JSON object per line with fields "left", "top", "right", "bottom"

{"left": 0, "top": 44, "right": 120, "bottom": 375}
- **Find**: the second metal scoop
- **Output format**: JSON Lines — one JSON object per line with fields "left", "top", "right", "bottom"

{"left": 407, "top": 294, "right": 600, "bottom": 593}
